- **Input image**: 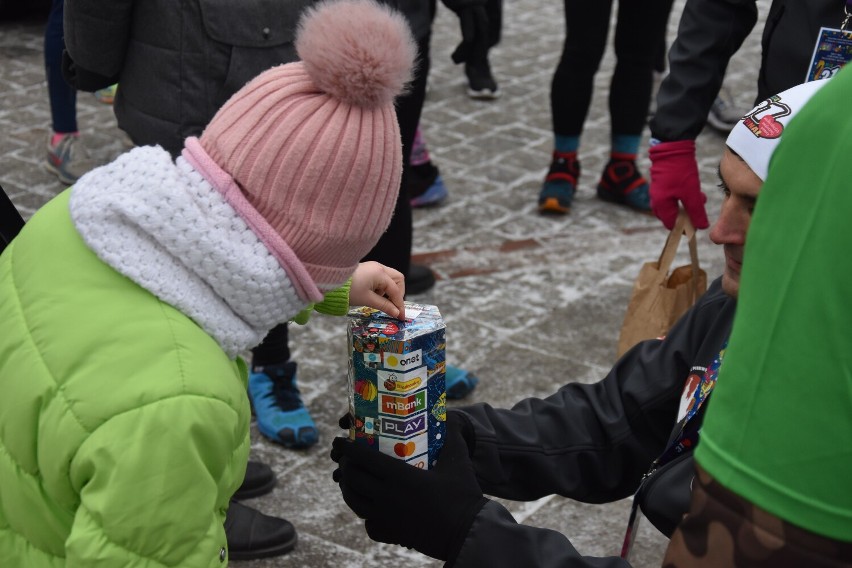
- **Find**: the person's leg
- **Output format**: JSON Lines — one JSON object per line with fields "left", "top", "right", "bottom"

{"left": 43, "top": 0, "right": 97, "bottom": 184}
{"left": 464, "top": 0, "right": 501, "bottom": 100}
{"left": 248, "top": 323, "right": 319, "bottom": 449}
{"left": 45, "top": 0, "right": 76, "bottom": 135}
{"left": 361, "top": 31, "right": 430, "bottom": 284}
{"left": 596, "top": 0, "right": 675, "bottom": 211}
{"left": 408, "top": 125, "right": 448, "bottom": 208}
{"left": 538, "top": 0, "right": 613, "bottom": 214}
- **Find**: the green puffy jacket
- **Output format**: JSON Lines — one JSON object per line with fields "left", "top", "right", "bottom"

{"left": 0, "top": 191, "right": 251, "bottom": 567}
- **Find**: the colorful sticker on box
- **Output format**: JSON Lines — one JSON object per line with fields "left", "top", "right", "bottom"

{"left": 382, "top": 349, "right": 423, "bottom": 372}
{"left": 380, "top": 391, "right": 427, "bottom": 417}
{"left": 379, "top": 430, "right": 429, "bottom": 460}
{"left": 378, "top": 366, "right": 426, "bottom": 395}
{"left": 380, "top": 412, "right": 428, "bottom": 438}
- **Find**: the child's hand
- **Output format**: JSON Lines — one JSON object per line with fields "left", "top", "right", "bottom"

{"left": 350, "top": 261, "right": 406, "bottom": 318}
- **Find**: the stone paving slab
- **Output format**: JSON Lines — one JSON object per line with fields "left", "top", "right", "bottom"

{"left": 0, "top": 1, "right": 770, "bottom": 566}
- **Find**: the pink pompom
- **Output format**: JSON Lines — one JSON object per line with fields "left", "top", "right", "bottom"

{"left": 295, "top": 0, "right": 416, "bottom": 108}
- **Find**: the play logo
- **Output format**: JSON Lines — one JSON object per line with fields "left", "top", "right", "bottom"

{"left": 380, "top": 413, "right": 427, "bottom": 438}
{"left": 380, "top": 391, "right": 427, "bottom": 417}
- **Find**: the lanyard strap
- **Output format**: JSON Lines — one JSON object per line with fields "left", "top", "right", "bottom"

{"left": 620, "top": 339, "right": 728, "bottom": 560}
{"left": 844, "top": 0, "right": 852, "bottom": 31}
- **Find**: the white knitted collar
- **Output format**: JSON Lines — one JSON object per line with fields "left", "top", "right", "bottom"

{"left": 69, "top": 145, "right": 307, "bottom": 358}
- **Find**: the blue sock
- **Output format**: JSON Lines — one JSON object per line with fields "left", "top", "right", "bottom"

{"left": 554, "top": 135, "right": 580, "bottom": 154}
{"left": 611, "top": 134, "right": 641, "bottom": 156}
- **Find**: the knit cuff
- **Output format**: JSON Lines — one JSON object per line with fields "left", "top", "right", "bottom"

{"left": 313, "top": 279, "right": 352, "bottom": 316}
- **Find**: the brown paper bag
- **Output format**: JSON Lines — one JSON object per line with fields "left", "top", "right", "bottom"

{"left": 616, "top": 211, "right": 707, "bottom": 358}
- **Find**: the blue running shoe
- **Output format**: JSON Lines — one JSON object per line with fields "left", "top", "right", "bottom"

{"left": 410, "top": 173, "right": 448, "bottom": 208}
{"left": 538, "top": 151, "right": 579, "bottom": 214}
{"left": 445, "top": 365, "right": 479, "bottom": 399}
{"left": 248, "top": 361, "right": 319, "bottom": 448}
{"left": 596, "top": 156, "right": 651, "bottom": 212}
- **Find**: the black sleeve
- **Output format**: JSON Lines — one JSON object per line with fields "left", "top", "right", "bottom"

{"left": 449, "top": 501, "right": 631, "bottom": 568}
{"left": 61, "top": 49, "right": 119, "bottom": 92}
{"left": 454, "top": 280, "right": 729, "bottom": 504}
{"left": 649, "top": 0, "right": 758, "bottom": 141}
{"left": 64, "top": 0, "right": 134, "bottom": 79}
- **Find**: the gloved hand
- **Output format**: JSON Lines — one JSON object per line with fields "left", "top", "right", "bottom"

{"left": 648, "top": 139, "right": 709, "bottom": 230}
{"left": 331, "top": 414, "right": 487, "bottom": 562}
{"left": 441, "top": 0, "right": 490, "bottom": 64}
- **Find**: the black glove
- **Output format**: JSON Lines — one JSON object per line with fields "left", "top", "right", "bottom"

{"left": 61, "top": 49, "right": 119, "bottom": 93}
{"left": 440, "top": 0, "right": 491, "bottom": 64}
{"left": 331, "top": 416, "right": 487, "bottom": 562}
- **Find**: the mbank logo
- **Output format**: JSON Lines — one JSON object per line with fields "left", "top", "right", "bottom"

{"left": 380, "top": 391, "right": 427, "bottom": 417}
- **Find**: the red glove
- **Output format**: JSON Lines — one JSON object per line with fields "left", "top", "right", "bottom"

{"left": 648, "top": 140, "right": 709, "bottom": 230}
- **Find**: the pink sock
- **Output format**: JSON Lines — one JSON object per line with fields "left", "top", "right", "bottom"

{"left": 51, "top": 132, "right": 79, "bottom": 146}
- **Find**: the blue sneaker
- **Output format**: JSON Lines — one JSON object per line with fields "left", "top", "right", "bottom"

{"left": 445, "top": 365, "right": 479, "bottom": 399}
{"left": 596, "top": 156, "right": 651, "bottom": 212}
{"left": 410, "top": 173, "right": 448, "bottom": 208}
{"left": 44, "top": 133, "right": 98, "bottom": 186}
{"left": 538, "top": 151, "right": 579, "bottom": 214}
{"left": 248, "top": 361, "right": 319, "bottom": 448}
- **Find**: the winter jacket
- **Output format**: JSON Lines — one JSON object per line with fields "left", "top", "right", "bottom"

{"left": 63, "top": 0, "right": 430, "bottom": 156}
{"left": 450, "top": 277, "right": 735, "bottom": 567}
{"left": 651, "top": 0, "right": 844, "bottom": 142}
{"left": 0, "top": 146, "right": 345, "bottom": 567}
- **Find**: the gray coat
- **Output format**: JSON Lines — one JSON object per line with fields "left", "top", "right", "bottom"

{"left": 64, "top": 0, "right": 430, "bottom": 156}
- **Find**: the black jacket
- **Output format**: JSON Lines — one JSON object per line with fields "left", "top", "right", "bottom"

{"left": 450, "top": 277, "right": 735, "bottom": 567}
{"left": 651, "top": 0, "right": 844, "bottom": 141}
{"left": 63, "top": 0, "right": 430, "bottom": 157}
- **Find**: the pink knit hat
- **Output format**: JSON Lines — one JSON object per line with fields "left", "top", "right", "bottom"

{"left": 189, "top": 0, "right": 415, "bottom": 299}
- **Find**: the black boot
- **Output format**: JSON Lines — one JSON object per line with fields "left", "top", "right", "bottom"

{"left": 225, "top": 500, "right": 297, "bottom": 560}
{"left": 233, "top": 460, "right": 276, "bottom": 500}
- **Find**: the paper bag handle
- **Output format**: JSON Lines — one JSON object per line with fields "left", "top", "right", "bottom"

{"left": 657, "top": 210, "right": 702, "bottom": 302}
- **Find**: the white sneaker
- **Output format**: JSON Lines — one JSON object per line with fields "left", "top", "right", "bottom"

{"left": 44, "top": 134, "right": 99, "bottom": 185}
{"left": 706, "top": 88, "right": 746, "bottom": 133}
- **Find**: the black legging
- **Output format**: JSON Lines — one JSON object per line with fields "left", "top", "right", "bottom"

{"left": 360, "top": 31, "right": 432, "bottom": 277}
{"left": 551, "top": 0, "right": 674, "bottom": 137}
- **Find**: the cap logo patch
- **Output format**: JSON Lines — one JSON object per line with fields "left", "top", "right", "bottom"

{"left": 740, "top": 95, "right": 791, "bottom": 140}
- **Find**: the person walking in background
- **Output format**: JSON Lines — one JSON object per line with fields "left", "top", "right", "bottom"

{"left": 648, "top": 0, "right": 846, "bottom": 231}
{"left": 43, "top": 0, "right": 97, "bottom": 184}
{"left": 0, "top": 3, "right": 414, "bottom": 565}
{"left": 537, "top": 0, "right": 675, "bottom": 215}
{"left": 443, "top": 0, "right": 502, "bottom": 99}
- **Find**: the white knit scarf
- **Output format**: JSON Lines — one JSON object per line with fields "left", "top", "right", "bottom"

{"left": 69, "top": 146, "right": 307, "bottom": 358}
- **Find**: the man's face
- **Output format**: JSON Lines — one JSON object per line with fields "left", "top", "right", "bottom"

{"left": 709, "top": 148, "right": 762, "bottom": 298}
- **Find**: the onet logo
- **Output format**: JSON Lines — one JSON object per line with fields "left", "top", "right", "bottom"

{"left": 384, "top": 349, "right": 422, "bottom": 371}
